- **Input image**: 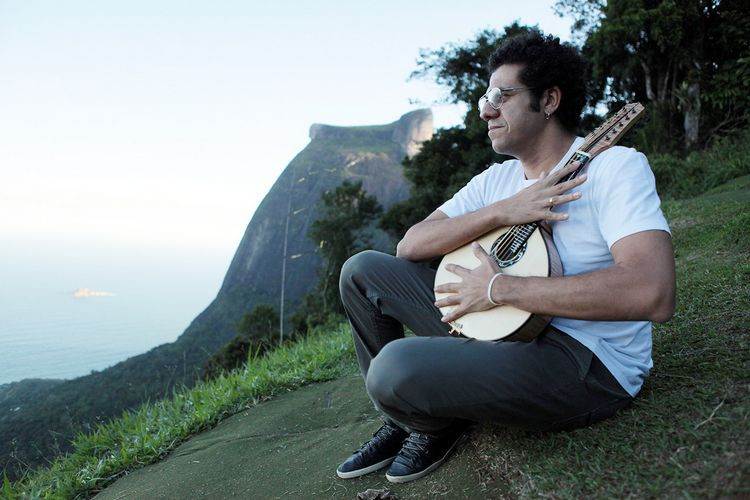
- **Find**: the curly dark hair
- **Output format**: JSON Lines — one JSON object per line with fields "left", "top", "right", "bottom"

{"left": 487, "top": 31, "right": 586, "bottom": 133}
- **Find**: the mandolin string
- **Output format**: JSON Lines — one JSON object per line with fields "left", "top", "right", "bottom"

{"left": 492, "top": 225, "right": 522, "bottom": 261}
{"left": 494, "top": 151, "right": 587, "bottom": 261}
{"left": 493, "top": 224, "right": 530, "bottom": 261}
{"left": 559, "top": 113, "right": 625, "bottom": 182}
{"left": 493, "top": 155, "right": 584, "bottom": 261}
{"left": 495, "top": 152, "right": 586, "bottom": 258}
{"left": 507, "top": 224, "right": 534, "bottom": 255}
{"left": 491, "top": 227, "right": 517, "bottom": 259}
{"left": 500, "top": 224, "right": 533, "bottom": 261}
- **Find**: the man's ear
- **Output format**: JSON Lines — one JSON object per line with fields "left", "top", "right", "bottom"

{"left": 543, "top": 86, "right": 562, "bottom": 116}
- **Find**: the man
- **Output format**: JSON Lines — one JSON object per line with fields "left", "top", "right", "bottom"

{"left": 336, "top": 32, "right": 675, "bottom": 484}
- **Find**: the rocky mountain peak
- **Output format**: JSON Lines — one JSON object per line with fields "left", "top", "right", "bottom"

{"left": 391, "top": 109, "right": 433, "bottom": 158}
{"left": 309, "top": 109, "right": 433, "bottom": 158}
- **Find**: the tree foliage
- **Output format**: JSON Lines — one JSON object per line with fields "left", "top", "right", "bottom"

{"left": 202, "top": 303, "right": 278, "bottom": 380}
{"left": 236, "top": 303, "right": 277, "bottom": 341}
{"left": 380, "top": 24, "right": 534, "bottom": 240}
{"left": 556, "top": 0, "right": 750, "bottom": 150}
{"left": 292, "top": 180, "right": 382, "bottom": 334}
{"left": 290, "top": 292, "right": 334, "bottom": 336}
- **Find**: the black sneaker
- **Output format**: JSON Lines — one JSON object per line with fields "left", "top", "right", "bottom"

{"left": 336, "top": 423, "right": 409, "bottom": 479}
{"left": 384, "top": 422, "right": 470, "bottom": 483}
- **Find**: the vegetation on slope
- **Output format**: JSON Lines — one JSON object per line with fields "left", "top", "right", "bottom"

{"left": 7, "top": 324, "right": 357, "bottom": 498}
{"left": 464, "top": 184, "right": 749, "bottom": 497}
{"left": 8, "top": 171, "right": 749, "bottom": 498}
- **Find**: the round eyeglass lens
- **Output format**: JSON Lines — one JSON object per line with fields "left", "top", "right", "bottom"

{"left": 478, "top": 88, "right": 504, "bottom": 112}
{"left": 486, "top": 88, "right": 503, "bottom": 108}
{"left": 477, "top": 96, "right": 488, "bottom": 112}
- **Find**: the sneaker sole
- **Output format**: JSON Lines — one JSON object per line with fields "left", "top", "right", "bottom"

{"left": 384, "top": 433, "right": 468, "bottom": 484}
{"left": 336, "top": 456, "right": 396, "bottom": 479}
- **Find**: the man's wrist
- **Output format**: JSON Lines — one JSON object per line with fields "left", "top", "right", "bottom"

{"left": 487, "top": 273, "right": 503, "bottom": 306}
{"left": 488, "top": 199, "right": 509, "bottom": 227}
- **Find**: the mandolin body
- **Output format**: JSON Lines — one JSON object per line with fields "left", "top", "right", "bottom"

{"left": 434, "top": 224, "right": 562, "bottom": 342}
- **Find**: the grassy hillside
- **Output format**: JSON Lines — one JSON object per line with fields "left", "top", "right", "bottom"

{"left": 6, "top": 326, "right": 359, "bottom": 498}
{"left": 465, "top": 183, "right": 749, "bottom": 497}
{"left": 8, "top": 175, "right": 749, "bottom": 498}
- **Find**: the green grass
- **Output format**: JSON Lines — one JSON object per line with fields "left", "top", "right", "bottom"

{"left": 467, "top": 193, "right": 750, "bottom": 497}
{"left": 9, "top": 325, "right": 358, "bottom": 499}
{"left": 9, "top": 181, "right": 750, "bottom": 499}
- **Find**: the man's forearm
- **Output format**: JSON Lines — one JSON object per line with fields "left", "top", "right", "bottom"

{"left": 396, "top": 207, "right": 502, "bottom": 261}
{"left": 435, "top": 229, "right": 675, "bottom": 325}
{"left": 397, "top": 163, "right": 588, "bottom": 262}
{"left": 493, "top": 263, "right": 675, "bottom": 323}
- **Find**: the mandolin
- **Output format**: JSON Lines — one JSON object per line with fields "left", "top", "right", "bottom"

{"left": 434, "top": 103, "right": 646, "bottom": 342}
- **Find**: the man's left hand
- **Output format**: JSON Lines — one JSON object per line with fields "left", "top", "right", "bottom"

{"left": 434, "top": 242, "right": 503, "bottom": 323}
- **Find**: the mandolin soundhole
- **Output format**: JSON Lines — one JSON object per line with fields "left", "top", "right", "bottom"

{"left": 490, "top": 238, "right": 527, "bottom": 268}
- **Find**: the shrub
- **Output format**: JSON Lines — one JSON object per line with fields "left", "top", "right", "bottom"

{"left": 650, "top": 128, "right": 750, "bottom": 199}
{"left": 201, "top": 335, "right": 272, "bottom": 381}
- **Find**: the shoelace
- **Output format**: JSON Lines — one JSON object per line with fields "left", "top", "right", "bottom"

{"left": 396, "top": 432, "right": 433, "bottom": 466}
{"left": 352, "top": 425, "right": 401, "bottom": 454}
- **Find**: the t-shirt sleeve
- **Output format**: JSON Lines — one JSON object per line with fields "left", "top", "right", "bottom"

{"left": 437, "top": 168, "right": 492, "bottom": 218}
{"left": 593, "top": 148, "right": 671, "bottom": 248}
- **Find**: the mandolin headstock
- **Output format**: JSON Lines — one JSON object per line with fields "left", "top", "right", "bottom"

{"left": 580, "top": 103, "right": 646, "bottom": 158}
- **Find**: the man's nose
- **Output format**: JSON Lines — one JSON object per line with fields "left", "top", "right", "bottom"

{"left": 480, "top": 102, "right": 499, "bottom": 122}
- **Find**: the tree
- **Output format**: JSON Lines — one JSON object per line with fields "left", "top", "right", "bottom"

{"left": 380, "top": 24, "right": 534, "bottom": 241}
{"left": 556, "top": 0, "right": 750, "bottom": 150}
{"left": 201, "top": 303, "right": 278, "bottom": 380}
{"left": 201, "top": 335, "right": 256, "bottom": 381}
{"left": 236, "top": 303, "right": 277, "bottom": 342}
{"left": 308, "top": 180, "right": 382, "bottom": 315}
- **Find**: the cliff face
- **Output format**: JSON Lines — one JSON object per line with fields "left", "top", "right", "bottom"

{"left": 181, "top": 109, "right": 432, "bottom": 346}
{"left": 227, "top": 109, "right": 432, "bottom": 294}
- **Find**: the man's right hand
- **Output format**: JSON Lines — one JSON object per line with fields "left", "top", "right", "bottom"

{"left": 494, "top": 160, "right": 586, "bottom": 226}
{"left": 396, "top": 161, "right": 587, "bottom": 262}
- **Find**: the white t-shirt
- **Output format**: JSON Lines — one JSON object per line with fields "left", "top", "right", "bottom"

{"left": 438, "top": 137, "right": 671, "bottom": 397}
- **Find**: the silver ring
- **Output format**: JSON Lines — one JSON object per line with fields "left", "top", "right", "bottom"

{"left": 549, "top": 197, "right": 555, "bottom": 208}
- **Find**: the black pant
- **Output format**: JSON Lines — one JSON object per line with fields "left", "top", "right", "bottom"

{"left": 339, "top": 250, "right": 633, "bottom": 433}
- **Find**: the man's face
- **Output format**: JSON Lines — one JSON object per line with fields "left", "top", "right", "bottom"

{"left": 481, "top": 64, "right": 543, "bottom": 157}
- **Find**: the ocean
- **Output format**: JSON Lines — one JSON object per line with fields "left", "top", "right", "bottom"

{"left": 0, "top": 238, "right": 233, "bottom": 385}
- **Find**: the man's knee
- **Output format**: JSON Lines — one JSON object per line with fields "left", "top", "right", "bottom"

{"left": 339, "top": 250, "right": 390, "bottom": 295}
{"left": 365, "top": 338, "right": 423, "bottom": 407}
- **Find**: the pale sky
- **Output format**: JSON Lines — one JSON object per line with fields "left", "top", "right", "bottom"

{"left": 0, "top": 1, "right": 573, "bottom": 260}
